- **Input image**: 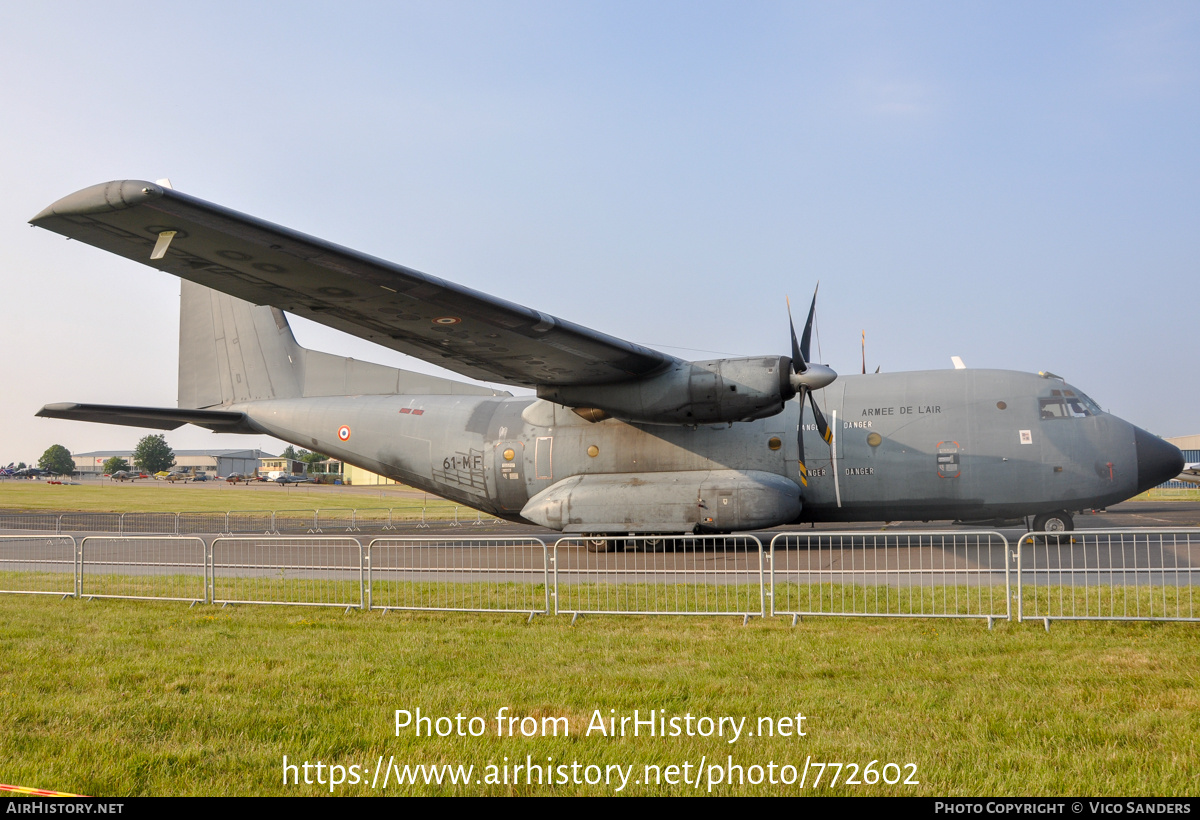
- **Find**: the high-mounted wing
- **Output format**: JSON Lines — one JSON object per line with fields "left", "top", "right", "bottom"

{"left": 31, "top": 181, "right": 678, "bottom": 388}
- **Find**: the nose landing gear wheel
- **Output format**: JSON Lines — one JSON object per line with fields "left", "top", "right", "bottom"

{"left": 1032, "top": 511, "right": 1073, "bottom": 544}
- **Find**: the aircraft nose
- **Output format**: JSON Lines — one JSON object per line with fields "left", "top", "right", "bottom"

{"left": 1133, "top": 426, "right": 1185, "bottom": 494}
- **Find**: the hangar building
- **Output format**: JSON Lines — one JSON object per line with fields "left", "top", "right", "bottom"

{"left": 73, "top": 448, "right": 275, "bottom": 477}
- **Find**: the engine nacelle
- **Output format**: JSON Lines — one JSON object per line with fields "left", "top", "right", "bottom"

{"left": 538, "top": 356, "right": 795, "bottom": 425}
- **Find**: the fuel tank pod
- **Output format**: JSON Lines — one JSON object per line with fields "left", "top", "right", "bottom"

{"left": 521, "top": 469, "right": 803, "bottom": 533}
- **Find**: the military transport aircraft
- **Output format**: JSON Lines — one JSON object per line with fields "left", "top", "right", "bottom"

{"left": 30, "top": 180, "right": 1184, "bottom": 537}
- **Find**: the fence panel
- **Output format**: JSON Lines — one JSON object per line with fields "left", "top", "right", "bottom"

{"left": 367, "top": 537, "right": 549, "bottom": 615}
{"left": 0, "top": 513, "right": 61, "bottom": 533}
{"left": 316, "top": 508, "right": 358, "bottom": 533}
{"left": 272, "top": 510, "right": 317, "bottom": 534}
{"left": 210, "top": 537, "right": 364, "bottom": 609}
{"left": 352, "top": 509, "right": 395, "bottom": 533}
{"left": 768, "top": 531, "right": 1011, "bottom": 624}
{"left": 119, "top": 512, "right": 179, "bottom": 534}
{"left": 0, "top": 535, "right": 78, "bottom": 597}
{"left": 79, "top": 536, "right": 207, "bottom": 603}
{"left": 59, "top": 513, "right": 122, "bottom": 533}
{"left": 1016, "top": 529, "right": 1199, "bottom": 625}
{"left": 553, "top": 535, "right": 765, "bottom": 619}
{"left": 224, "top": 510, "right": 275, "bottom": 535}
{"left": 178, "top": 512, "right": 229, "bottom": 535}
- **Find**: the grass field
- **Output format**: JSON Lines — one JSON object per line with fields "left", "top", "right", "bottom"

{"left": 0, "top": 481, "right": 475, "bottom": 519}
{"left": 1, "top": 591, "right": 1197, "bottom": 796}
{"left": 1132, "top": 487, "right": 1200, "bottom": 502}
{"left": 2, "top": 486, "right": 1196, "bottom": 797}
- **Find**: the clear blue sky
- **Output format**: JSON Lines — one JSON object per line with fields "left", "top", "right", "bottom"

{"left": 1, "top": 2, "right": 1196, "bottom": 464}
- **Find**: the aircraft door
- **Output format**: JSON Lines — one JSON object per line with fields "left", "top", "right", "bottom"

{"left": 494, "top": 441, "right": 527, "bottom": 512}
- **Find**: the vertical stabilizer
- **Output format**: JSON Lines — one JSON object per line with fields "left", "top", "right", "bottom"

{"left": 178, "top": 280, "right": 303, "bottom": 408}
{"left": 177, "top": 281, "right": 507, "bottom": 409}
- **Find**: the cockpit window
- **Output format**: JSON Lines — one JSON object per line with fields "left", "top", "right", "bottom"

{"left": 1039, "top": 388, "right": 1102, "bottom": 420}
{"left": 1072, "top": 390, "right": 1103, "bottom": 415}
{"left": 1040, "top": 398, "right": 1071, "bottom": 419}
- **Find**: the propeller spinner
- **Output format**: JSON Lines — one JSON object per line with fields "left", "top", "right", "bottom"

{"left": 786, "top": 287, "right": 837, "bottom": 487}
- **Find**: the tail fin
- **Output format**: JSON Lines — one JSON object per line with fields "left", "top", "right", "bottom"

{"left": 178, "top": 280, "right": 302, "bottom": 408}
{"left": 178, "top": 281, "right": 506, "bottom": 409}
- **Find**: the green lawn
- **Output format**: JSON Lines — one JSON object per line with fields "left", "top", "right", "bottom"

{"left": 0, "top": 482, "right": 477, "bottom": 519}
{"left": 2, "top": 485, "right": 1195, "bottom": 796}
{"left": 0, "top": 594, "right": 1196, "bottom": 796}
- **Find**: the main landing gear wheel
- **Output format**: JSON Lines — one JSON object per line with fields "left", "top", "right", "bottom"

{"left": 585, "top": 536, "right": 617, "bottom": 553}
{"left": 1032, "top": 511, "right": 1073, "bottom": 544}
{"left": 634, "top": 537, "right": 664, "bottom": 553}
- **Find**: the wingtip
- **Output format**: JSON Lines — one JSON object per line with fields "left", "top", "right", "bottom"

{"left": 30, "top": 180, "right": 164, "bottom": 225}
{"left": 35, "top": 402, "right": 77, "bottom": 418}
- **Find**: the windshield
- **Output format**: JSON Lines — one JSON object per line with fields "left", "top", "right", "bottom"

{"left": 1039, "top": 387, "right": 1103, "bottom": 420}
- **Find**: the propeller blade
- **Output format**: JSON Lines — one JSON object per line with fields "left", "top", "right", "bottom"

{"left": 809, "top": 392, "right": 833, "bottom": 444}
{"left": 787, "top": 284, "right": 834, "bottom": 485}
{"left": 786, "top": 296, "right": 804, "bottom": 372}
{"left": 799, "top": 284, "right": 818, "bottom": 364}
{"left": 796, "top": 385, "right": 809, "bottom": 487}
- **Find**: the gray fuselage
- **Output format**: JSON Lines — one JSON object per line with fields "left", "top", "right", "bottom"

{"left": 229, "top": 368, "right": 1177, "bottom": 532}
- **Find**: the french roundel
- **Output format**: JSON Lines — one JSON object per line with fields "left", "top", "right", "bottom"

{"left": 337, "top": 425, "right": 351, "bottom": 441}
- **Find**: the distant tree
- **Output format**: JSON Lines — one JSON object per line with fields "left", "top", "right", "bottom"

{"left": 16, "top": 462, "right": 26, "bottom": 470}
{"left": 102, "top": 456, "right": 130, "bottom": 474}
{"left": 281, "top": 447, "right": 328, "bottom": 469}
{"left": 132, "top": 435, "right": 175, "bottom": 474}
{"left": 38, "top": 445, "right": 75, "bottom": 476}
{"left": 299, "top": 451, "right": 328, "bottom": 467}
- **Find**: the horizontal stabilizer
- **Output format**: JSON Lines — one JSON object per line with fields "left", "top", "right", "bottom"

{"left": 37, "top": 403, "right": 258, "bottom": 433}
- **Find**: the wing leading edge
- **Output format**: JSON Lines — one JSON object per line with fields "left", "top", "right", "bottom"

{"left": 31, "top": 180, "right": 679, "bottom": 389}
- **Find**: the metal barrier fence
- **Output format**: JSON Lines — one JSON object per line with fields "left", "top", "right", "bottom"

{"left": 367, "top": 537, "right": 550, "bottom": 616}
{"left": 0, "top": 507, "right": 502, "bottom": 535}
{"left": 768, "top": 531, "right": 1011, "bottom": 627}
{"left": 316, "top": 508, "right": 359, "bottom": 532}
{"left": 210, "top": 537, "right": 364, "bottom": 610}
{"left": 0, "top": 513, "right": 59, "bottom": 533}
{"left": 0, "top": 534, "right": 78, "bottom": 597}
{"left": 224, "top": 510, "right": 275, "bottom": 536}
{"left": 179, "top": 512, "right": 229, "bottom": 535}
{"left": 79, "top": 536, "right": 206, "bottom": 604}
{"left": 60, "top": 512, "right": 122, "bottom": 533}
{"left": 272, "top": 509, "right": 319, "bottom": 533}
{"left": 1, "top": 529, "right": 1196, "bottom": 627}
{"left": 355, "top": 510, "right": 397, "bottom": 532}
{"left": 120, "top": 512, "right": 181, "bottom": 534}
{"left": 1015, "top": 529, "right": 1199, "bottom": 628}
{"left": 552, "top": 535, "right": 766, "bottom": 622}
